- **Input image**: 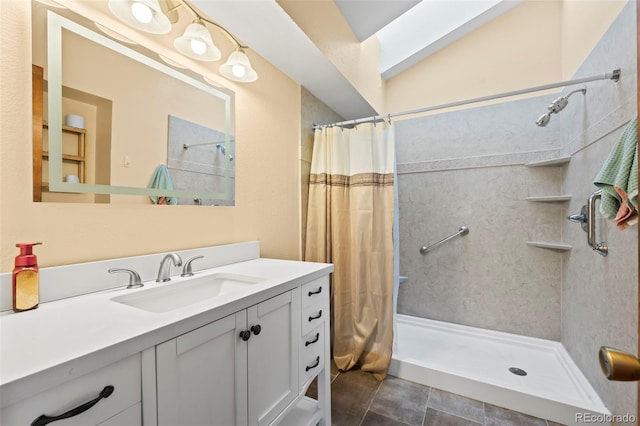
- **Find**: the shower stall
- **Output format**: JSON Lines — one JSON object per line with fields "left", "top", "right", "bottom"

{"left": 390, "top": 3, "right": 637, "bottom": 424}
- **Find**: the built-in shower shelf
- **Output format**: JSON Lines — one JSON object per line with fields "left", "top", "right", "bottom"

{"left": 526, "top": 195, "right": 572, "bottom": 202}
{"left": 525, "top": 156, "right": 571, "bottom": 167}
{"left": 526, "top": 241, "right": 573, "bottom": 251}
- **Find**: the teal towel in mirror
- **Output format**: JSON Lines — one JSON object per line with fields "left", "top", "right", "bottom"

{"left": 593, "top": 115, "right": 638, "bottom": 220}
{"left": 148, "top": 164, "right": 177, "bottom": 205}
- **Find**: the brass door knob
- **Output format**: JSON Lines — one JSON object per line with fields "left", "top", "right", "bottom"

{"left": 599, "top": 346, "right": 640, "bottom": 381}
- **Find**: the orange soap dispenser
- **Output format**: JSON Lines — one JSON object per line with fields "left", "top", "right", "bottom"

{"left": 13, "top": 242, "right": 42, "bottom": 312}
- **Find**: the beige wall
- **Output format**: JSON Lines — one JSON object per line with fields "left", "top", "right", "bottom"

{"left": 0, "top": 0, "right": 302, "bottom": 270}
{"left": 561, "top": 0, "right": 628, "bottom": 79}
{"left": 278, "top": 0, "right": 385, "bottom": 114}
{"left": 384, "top": 0, "right": 627, "bottom": 114}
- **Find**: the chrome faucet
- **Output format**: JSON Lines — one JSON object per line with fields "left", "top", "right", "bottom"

{"left": 156, "top": 253, "right": 183, "bottom": 283}
{"left": 181, "top": 255, "right": 204, "bottom": 277}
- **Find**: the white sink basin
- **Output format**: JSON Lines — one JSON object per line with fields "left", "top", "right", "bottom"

{"left": 111, "top": 273, "right": 265, "bottom": 313}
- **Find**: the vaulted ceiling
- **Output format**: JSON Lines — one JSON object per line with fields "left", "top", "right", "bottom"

{"left": 194, "top": 0, "right": 522, "bottom": 120}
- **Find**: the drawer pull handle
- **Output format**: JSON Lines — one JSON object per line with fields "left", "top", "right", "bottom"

{"left": 239, "top": 330, "right": 251, "bottom": 341}
{"left": 31, "top": 385, "right": 114, "bottom": 426}
{"left": 306, "top": 356, "right": 321, "bottom": 372}
{"left": 308, "top": 287, "right": 322, "bottom": 296}
{"left": 305, "top": 333, "right": 320, "bottom": 346}
{"left": 308, "top": 310, "right": 323, "bottom": 322}
{"left": 250, "top": 324, "right": 262, "bottom": 336}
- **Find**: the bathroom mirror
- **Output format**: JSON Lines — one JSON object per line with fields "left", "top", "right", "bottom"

{"left": 32, "top": 6, "right": 235, "bottom": 205}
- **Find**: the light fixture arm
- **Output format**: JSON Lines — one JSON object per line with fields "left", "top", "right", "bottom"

{"left": 178, "top": 0, "right": 249, "bottom": 49}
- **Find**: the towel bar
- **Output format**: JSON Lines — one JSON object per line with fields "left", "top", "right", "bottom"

{"left": 420, "top": 226, "right": 469, "bottom": 255}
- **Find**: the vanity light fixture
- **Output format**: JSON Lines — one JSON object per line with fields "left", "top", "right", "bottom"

{"left": 219, "top": 48, "right": 258, "bottom": 83}
{"left": 175, "top": 1, "right": 258, "bottom": 82}
{"left": 174, "top": 19, "right": 221, "bottom": 61}
{"left": 108, "top": 0, "right": 172, "bottom": 34}
{"left": 108, "top": 0, "right": 258, "bottom": 82}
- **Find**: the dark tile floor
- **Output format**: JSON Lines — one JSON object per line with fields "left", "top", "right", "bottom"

{"left": 309, "top": 362, "right": 566, "bottom": 426}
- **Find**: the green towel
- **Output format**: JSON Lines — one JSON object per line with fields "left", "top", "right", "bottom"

{"left": 593, "top": 116, "right": 638, "bottom": 219}
{"left": 148, "top": 164, "right": 177, "bottom": 205}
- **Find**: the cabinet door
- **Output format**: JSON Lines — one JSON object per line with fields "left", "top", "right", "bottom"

{"left": 1, "top": 355, "right": 141, "bottom": 426}
{"left": 247, "top": 289, "right": 300, "bottom": 426}
{"left": 156, "top": 312, "right": 248, "bottom": 426}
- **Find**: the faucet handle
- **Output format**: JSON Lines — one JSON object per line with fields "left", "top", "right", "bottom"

{"left": 181, "top": 255, "right": 204, "bottom": 277}
{"left": 109, "top": 268, "right": 144, "bottom": 289}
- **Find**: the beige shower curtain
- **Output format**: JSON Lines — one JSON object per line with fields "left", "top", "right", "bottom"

{"left": 305, "top": 123, "right": 395, "bottom": 380}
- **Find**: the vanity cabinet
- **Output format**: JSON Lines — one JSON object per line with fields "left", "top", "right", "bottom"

{"left": 0, "top": 354, "right": 142, "bottom": 426}
{"left": 0, "top": 247, "right": 333, "bottom": 426}
{"left": 155, "top": 289, "right": 300, "bottom": 426}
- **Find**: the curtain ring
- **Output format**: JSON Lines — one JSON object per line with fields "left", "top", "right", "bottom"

{"left": 387, "top": 114, "right": 392, "bottom": 125}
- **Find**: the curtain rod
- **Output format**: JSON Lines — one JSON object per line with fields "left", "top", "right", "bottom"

{"left": 312, "top": 68, "right": 620, "bottom": 129}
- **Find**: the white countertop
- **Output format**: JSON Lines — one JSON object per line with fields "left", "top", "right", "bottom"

{"left": 0, "top": 258, "right": 333, "bottom": 405}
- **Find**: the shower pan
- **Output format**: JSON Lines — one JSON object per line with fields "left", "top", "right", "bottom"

{"left": 390, "top": 315, "right": 611, "bottom": 425}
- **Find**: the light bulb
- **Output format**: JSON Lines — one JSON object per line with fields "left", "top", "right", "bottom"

{"left": 232, "top": 64, "right": 246, "bottom": 78}
{"left": 131, "top": 1, "right": 153, "bottom": 24}
{"left": 190, "top": 39, "right": 207, "bottom": 55}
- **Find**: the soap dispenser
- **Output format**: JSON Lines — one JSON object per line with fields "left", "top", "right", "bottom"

{"left": 13, "top": 242, "right": 42, "bottom": 312}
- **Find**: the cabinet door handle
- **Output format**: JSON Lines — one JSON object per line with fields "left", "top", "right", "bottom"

{"left": 308, "top": 310, "right": 322, "bottom": 322}
{"left": 305, "top": 333, "right": 320, "bottom": 347}
{"left": 31, "top": 385, "right": 114, "bottom": 426}
{"left": 308, "top": 287, "right": 322, "bottom": 296}
{"left": 239, "top": 330, "right": 251, "bottom": 341}
{"left": 250, "top": 324, "right": 262, "bottom": 336}
{"left": 305, "top": 356, "right": 320, "bottom": 372}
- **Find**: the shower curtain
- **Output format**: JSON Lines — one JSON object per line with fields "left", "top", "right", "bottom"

{"left": 305, "top": 123, "right": 395, "bottom": 380}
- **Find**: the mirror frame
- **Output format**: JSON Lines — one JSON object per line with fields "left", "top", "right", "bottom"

{"left": 46, "top": 11, "right": 234, "bottom": 202}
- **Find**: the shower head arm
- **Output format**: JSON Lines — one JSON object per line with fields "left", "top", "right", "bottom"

{"left": 565, "top": 87, "right": 587, "bottom": 99}
{"left": 546, "top": 86, "right": 587, "bottom": 116}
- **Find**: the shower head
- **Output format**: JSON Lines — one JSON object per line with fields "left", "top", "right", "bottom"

{"left": 536, "top": 112, "right": 551, "bottom": 127}
{"left": 536, "top": 86, "right": 587, "bottom": 127}
{"left": 548, "top": 96, "right": 569, "bottom": 114}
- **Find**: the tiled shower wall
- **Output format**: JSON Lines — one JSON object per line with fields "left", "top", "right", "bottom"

{"left": 396, "top": 0, "right": 637, "bottom": 416}
{"left": 395, "top": 93, "right": 567, "bottom": 341}
{"left": 559, "top": 1, "right": 637, "bottom": 417}
{"left": 300, "top": 88, "right": 343, "bottom": 258}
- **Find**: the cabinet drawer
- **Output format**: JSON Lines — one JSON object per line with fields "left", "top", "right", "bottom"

{"left": 1, "top": 354, "right": 141, "bottom": 426}
{"left": 301, "top": 296, "right": 329, "bottom": 336}
{"left": 301, "top": 277, "right": 328, "bottom": 309}
{"left": 300, "top": 325, "right": 325, "bottom": 387}
{"left": 98, "top": 402, "right": 141, "bottom": 426}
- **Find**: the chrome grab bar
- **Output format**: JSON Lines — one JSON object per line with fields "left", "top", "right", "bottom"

{"left": 420, "top": 226, "right": 469, "bottom": 255}
{"left": 588, "top": 190, "right": 608, "bottom": 256}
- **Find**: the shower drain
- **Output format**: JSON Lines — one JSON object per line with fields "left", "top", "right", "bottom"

{"left": 509, "top": 367, "right": 528, "bottom": 376}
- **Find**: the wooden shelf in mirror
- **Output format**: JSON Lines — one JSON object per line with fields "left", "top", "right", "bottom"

{"left": 33, "top": 62, "right": 87, "bottom": 199}
{"left": 43, "top": 120, "right": 87, "bottom": 134}
{"left": 32, "top": 65, "right": 43, "bottom": 202}
{"left": 41, "top": 120, "right": 87, "bottom": 185}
